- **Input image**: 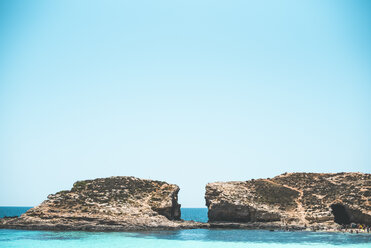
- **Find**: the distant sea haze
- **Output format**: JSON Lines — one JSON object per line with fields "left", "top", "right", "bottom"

{"left": 0, "top": 207, "right": 32, "bottom": 218}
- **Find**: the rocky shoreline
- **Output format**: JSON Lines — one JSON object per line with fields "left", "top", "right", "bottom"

{"left": 2, "top": 217, "right": 369, "bottom": 234}
{"left": 208, "top": 221, "right": 370, "bottom": 234}
{"left": 1, "top": 173, "right": 370, "bottom": 233}
{"left": 0, "top": 216, "right": 207, "bottom": 231}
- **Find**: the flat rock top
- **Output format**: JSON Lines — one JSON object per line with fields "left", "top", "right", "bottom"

{"left": 27, "top": 176, "right": 180, "bottom": 220}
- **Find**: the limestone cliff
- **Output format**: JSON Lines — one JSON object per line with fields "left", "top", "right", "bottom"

{"left": 0, "top": 176, "right": 203, "bottom": 231}
{"left": 206, "top": 172, "right": 370, "bottom": 230}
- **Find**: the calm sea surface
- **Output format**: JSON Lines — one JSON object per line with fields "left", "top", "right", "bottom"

{"left": 0, "top": 207, "right": 370, "bottom": 248}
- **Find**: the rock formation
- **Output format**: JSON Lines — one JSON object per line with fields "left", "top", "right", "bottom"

{"left": 0, "top": 176, "right": 204, "bottom": 231}
{"left": 206, "top": 172, "right": 371, "bottom": 231}
{"left": 2, "top": 173, "right": 370, "bottom": 232}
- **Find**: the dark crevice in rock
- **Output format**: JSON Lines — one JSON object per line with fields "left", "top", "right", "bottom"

{"left": 170, "top": 188, "right": 181, "bottom": 220}
{"left": 331, "top": 204, "right": 350, "bottom": 225}
{"left": 150, "top": 187, "right": 181, "bottom": 220}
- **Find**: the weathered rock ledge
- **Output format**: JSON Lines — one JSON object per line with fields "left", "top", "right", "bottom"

{"left": 206, "top": 172, "right": 371, "bottom": 231}
{"left": 0, "top": 176, "right": 206, "bottom": 231}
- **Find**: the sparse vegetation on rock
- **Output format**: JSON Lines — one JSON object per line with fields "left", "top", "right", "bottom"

{"left": 0, "top": 176, "right": 204, "bottom": 231}
{"left": 205, "top": 172, "right": 371, "bottom": 231}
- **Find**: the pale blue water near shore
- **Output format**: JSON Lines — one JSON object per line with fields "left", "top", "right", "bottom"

{"left": 1, "top": 207, "right": 370, "bottom": 248}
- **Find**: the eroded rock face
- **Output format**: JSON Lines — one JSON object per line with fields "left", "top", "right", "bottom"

{"left": 206, "top": 173, "right": 371, "bottom": 230}
{"left": 0, "top": 176, "right": 204, "bottom": 231}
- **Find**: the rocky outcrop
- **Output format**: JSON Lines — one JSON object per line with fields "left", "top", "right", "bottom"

{"left": 206, "top": 172, "right": 371, "bottom": 231}
{"left": 0, "top": 176, "right": 205, "bottom": 231}
{"left": 2, "top": 173, "right": 370, "bottom": 232}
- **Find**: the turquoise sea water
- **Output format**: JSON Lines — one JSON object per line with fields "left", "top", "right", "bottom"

{"left": 181, "top": 207, "right": 208, "bottom": 222}
{"left": 0, "top": 207, "right": 370, "bottom": 248}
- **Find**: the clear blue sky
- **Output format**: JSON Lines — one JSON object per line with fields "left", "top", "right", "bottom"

{"left": 0, "top": 0, "right": 370, "bottom": 207}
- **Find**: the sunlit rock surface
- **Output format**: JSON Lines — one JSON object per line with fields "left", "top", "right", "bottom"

{"left": 206, "top": 172, "right": 371, "bottom": 231}
{"left": 0, "top": 176, "right": 205, "bottom": 231}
